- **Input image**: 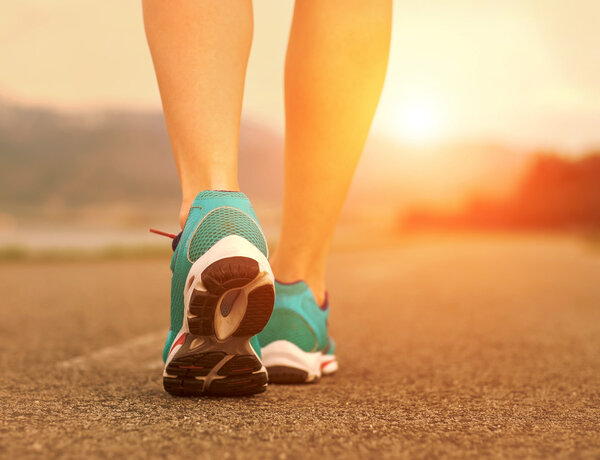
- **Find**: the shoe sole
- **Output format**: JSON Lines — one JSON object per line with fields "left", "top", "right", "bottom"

{"left": 261, "top": 340, "right": 339, "bottom": 384}
{"left": 164, "top": 236, "right": 274, "bottom": 396}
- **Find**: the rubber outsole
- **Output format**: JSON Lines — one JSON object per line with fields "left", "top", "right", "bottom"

{"left": 164, "top": 256, "right": 274, "bottom": 397}
{"left": 164, "top": 350, "right": 267, "bottom": 396}
{"left": 266, "top": 366, "right": 313, "bottom": 384}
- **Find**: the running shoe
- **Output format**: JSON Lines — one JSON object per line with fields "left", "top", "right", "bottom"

{"left": 160, "top": 190, "right": 275, "bottom": 396}
{"left": 257, "top": 280, "right": 338, "bottom": 383}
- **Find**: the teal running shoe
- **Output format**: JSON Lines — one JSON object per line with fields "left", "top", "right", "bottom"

{"left": 257, "top": 280, "right": 338, "bottom": 383}
{"left": 161, "top": 190, "right": 274, "bottom": 396}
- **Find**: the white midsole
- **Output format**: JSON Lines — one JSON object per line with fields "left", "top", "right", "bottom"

{"left": 261, "top": 340, "right": 338, "bottom": 382}
{"left": 182, "top": 235, "right": 274, "bottom": 333}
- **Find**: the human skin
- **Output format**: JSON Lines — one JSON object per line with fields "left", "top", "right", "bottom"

{"left": 143, "top": 0, "right": 252, "bottom": 227}
{"left": 270, "top": 0, "right": 392, "bottom": 303}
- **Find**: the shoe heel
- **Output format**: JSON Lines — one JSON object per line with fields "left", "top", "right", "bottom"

{"left": 164, "top": 235, "right": 274, "bottom": 396}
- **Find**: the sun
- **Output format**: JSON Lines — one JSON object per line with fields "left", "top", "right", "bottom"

{"left": 395, "top": 97, "right": 444, "bottom": 144}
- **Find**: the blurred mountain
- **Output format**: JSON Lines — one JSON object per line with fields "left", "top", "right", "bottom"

{"left": 0, "top": 101, "right": 283, "bottom": 224}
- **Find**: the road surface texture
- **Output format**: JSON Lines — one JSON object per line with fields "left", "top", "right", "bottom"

{"left": 1, "top": 235, "right": 599, "bottom": 459}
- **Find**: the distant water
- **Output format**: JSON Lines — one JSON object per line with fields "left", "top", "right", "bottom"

{"left": 0, "top": 227, "right": 165, "bottom": 250}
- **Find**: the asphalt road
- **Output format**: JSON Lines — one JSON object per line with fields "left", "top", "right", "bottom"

{"left": 1, "top": 235, "right": 599, "bottom": 459}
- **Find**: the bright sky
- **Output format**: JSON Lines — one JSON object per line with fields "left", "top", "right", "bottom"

{"left": 1, "top": 0, "right": 599, "bottom": 151}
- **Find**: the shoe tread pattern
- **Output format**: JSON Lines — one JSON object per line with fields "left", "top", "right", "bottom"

{"left": 266, "top": 366, "right": 313, "bottom": 384}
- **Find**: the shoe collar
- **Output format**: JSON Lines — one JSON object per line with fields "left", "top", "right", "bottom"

{"left": 275, "top": 279, "right": 329, "bottom": 311}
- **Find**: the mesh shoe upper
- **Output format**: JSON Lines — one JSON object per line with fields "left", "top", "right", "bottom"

{"left": 187, "top": 207, "right": 268, "bottom": 261}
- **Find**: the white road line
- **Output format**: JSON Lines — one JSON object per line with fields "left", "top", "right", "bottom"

{"left": 57, "top": 331, "right": 165, "bottom": 369}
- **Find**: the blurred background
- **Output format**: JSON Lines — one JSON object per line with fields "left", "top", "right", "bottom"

{"left": 1, "top": 0, "right": 599, "bottom": 255}
{"left": 2, "top": 3, "right": 600, "bottom": 456}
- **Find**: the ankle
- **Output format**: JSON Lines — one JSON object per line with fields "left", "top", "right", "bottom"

{"left": 270, "top": 255, "right": 327, "bottom": 305}
{"left": 179, "top": 199, "right": 193, "bottom": 229}
{"left": 303, "top": 278, "right": 327, "bottom": 307}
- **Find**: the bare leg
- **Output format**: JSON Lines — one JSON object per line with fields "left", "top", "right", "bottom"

{"left": 270, "top": 0, "right": 392, "bottom": 304}
{"left": 142, "top": 0, "right": 253, "bottom": 228}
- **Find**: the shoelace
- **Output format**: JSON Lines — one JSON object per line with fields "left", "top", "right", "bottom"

{"left": 149, "top": 228, "right": 182, "bottom": 251}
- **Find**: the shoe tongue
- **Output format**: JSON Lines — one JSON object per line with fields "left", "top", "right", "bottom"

{"left": 171, "top": 231, "right": 183, "bottom": 251}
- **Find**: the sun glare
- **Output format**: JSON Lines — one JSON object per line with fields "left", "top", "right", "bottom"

{"left": 395, "top": 98, "right": 444, "bottom": 144}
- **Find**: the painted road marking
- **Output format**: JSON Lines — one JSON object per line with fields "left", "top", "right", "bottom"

{"left": 56, "top": 331, "right": 165, "bottom": 369}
